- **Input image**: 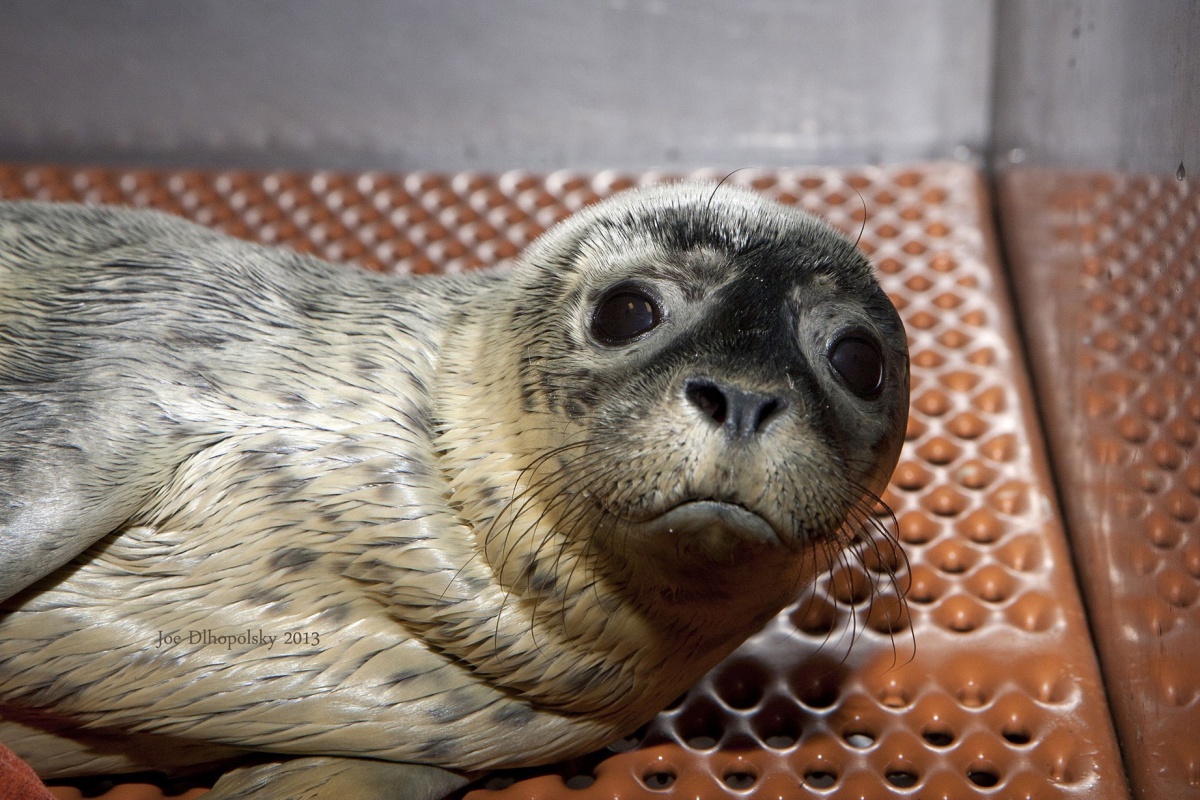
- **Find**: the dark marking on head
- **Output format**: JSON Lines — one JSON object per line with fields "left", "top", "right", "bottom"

{"left": 519, "top": 375, "right": 540, "bottom": 412}
{"left": 564, "top": 399, "right": 588, "bottom": 421}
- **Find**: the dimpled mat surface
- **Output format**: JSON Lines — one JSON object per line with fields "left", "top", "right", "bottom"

{"left": 1001, "top": 168, "right": 1200, "bottom": 800}
{"left": 0, "top": 163, "right": 1128, "bottom": 799}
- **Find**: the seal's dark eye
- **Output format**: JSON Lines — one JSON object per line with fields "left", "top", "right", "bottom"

{"left": 828, "top": 330, "right": 884, "bottom": 399}
{"left": 591, "top": 287, "right": 661, "bottom": 344}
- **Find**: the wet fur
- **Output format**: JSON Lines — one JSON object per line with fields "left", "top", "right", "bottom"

{"left": 0, "top": 185, "right": 907, "bottom": 798}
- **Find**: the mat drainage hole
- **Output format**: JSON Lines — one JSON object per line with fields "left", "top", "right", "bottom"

{"left": 713, "top": 660, "right": 768, "bottom": 709}
{"left": 803, "top": 687, "right": 839, "bottom": 709}
{"left": 764, "top": 734, "right": 798, "bottom": 749}
{"left": 968, "top": 768, "right": 1001, "bottom": 788}
{"left": 673, "top": 698, "right": 726, "bottom": 746}
{"left": 792, "top": 673, "right": 840, "bottom": 709}
{"left": 723, "top": 770, "right": 757, "bottom": 790}
{"left": 791, "top": 598, "right": 837, "bottom": 636}
{"left": 1002, "top": 729, "right": 1032, "bottom": 745}
{"left": 643, "top": 770, "right": 676, "bottom": 791}
{"left": 607, "top": 734, "right": 642, "bottom": 753}
{"left": 564, "top": 775, "right": 595, "bottom": 790}
{"left": 886, "top": 770, "right": 920, "bottom": 788}
{"left": 844, "top": 731, "right": 875, "bottom": 748}
{"left": 803, "top": 770, "right": 838, "bottom": 789}
{"left": 922, "top": 729, "right": 956, "bottom": 747}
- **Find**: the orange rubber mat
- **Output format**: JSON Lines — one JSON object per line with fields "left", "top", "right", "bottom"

{"left": 0, "top": 162, "right": 1127, "bottom": 798}
{"left": 1000, "top": 168, "right": 1200, "bottom": 800}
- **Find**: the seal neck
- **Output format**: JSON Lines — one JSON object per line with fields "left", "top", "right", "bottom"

{"left": 418, "top": 301, "right": 811, "bottom": 718}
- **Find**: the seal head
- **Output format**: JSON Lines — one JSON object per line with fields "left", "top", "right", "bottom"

{"left": 436, "top": 182, "right": 908, "bottom": 639}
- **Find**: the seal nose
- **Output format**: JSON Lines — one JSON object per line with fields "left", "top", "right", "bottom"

{"left": 685, "top": 378, "right": 788, "bottom": 439}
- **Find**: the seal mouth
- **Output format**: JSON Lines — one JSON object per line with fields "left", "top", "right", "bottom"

{"left": 637, "top": 499, "right": 782, "bottom": 547}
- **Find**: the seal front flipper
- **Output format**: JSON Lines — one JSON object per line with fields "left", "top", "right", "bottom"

{"left": 204, "top": 757, "right": 471, "bottom": 800}
{"left": 0, "top": 202, "right": 215, "bottom": 602}
{"left": 0, "top": 388, "right": 172, "bottom": 601}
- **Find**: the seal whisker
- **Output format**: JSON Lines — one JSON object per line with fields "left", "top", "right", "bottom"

{"left": 480, "top": 443, "right": 581, "bottom": 558}
{"left": 850, "top": 183, "right": 869, "bottom": 251}
{"left": 496, "top": 444, "right": 628, "bottom": 648}
{"left": 829, "top": 487, "right": 915, "bottom": 668}
{"left": 705, "top": 168, "right": 752, "bottom": 216}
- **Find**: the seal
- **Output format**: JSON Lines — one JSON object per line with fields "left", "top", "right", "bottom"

{"left": 0, "top": 182, "right": 908, "bottom": 799}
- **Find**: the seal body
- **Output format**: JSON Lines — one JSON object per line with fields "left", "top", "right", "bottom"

{"left": 0, "top": 185, "right": 908, "bottom": 798}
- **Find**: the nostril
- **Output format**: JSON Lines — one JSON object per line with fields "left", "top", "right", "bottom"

{"left": 755, "top": 398, "right": 783, "bottom": 432}
{"left": 686, "top": 378, "right": 787, "bottom": 437}
{"left": 685, "top": 379, "right": 728, "bottom": 426}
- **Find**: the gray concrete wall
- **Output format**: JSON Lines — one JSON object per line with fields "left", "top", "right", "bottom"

{"left": 0, "top": 0, "right": 996, "bottom": 171}
{"left": 992, "top": 0, "right": 1200, "bottom": 175}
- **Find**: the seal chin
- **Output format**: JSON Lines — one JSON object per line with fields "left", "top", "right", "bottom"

{"left": 638, "top": 500, "right": 783, "bottom": 548}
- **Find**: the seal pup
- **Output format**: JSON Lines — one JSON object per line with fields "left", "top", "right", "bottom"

{"left": 0, "top": 183, "right": 908, "bottom": 799}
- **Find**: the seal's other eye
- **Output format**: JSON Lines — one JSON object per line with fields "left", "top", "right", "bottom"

{"left": 591, "top": 286, "right": 661, "bottom": 344}
{"left": 828, "top": 329, "right": 884, "bottom": 399}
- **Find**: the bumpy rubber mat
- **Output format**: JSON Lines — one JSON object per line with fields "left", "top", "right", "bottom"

{"left": 1000, "top": 168, "right": 1200, "bottom": 800}
{"left": 0, "top": 163, "right": 1127, "bottom": 798}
